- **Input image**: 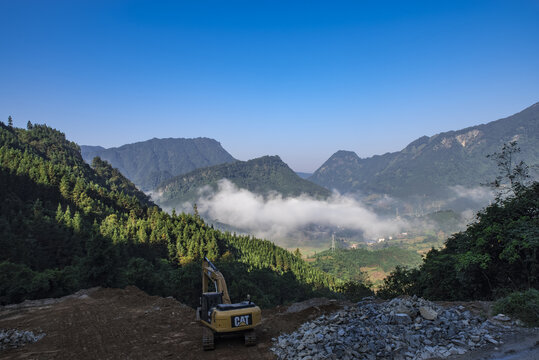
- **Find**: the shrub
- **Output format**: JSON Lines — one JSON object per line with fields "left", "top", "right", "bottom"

{"left": 492, "top": 288, "right": 539, "bottom": 326}
{"left": 0, "top": 261, "right": 81, "bottom": 304}
{"left": 377, "top": 266, "right": 419, "bottom": 299}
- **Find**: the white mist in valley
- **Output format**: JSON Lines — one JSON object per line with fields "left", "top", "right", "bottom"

{"left": 449, "top": 185, "right": 494, "bottom": 205}
{"left": 153, "top": 180, "right": 499, "bottom": 247}
{"left": 178, "top": 180, "right": 407, "bottom": 242}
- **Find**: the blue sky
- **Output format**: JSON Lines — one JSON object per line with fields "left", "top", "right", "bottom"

{"left": 1, "top": 1, "right": 538, "bottom": 172}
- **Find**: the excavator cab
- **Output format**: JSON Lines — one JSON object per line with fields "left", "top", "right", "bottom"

{"left": 200, "top": 292, "right": 222, "bottom": 322}
{"left": 196, "top": 257, "right": 261, "bottom": 350}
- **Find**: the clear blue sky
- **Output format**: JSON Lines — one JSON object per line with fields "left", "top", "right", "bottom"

{"left": 1, "top": 0, "right": 538, "bottom": 172}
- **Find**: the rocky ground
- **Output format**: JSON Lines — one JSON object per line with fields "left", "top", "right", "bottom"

{"left": 271, "top": 296, "right": 537, "bottom": 360}
{"left": 0, "top": 287, "right": 537, "bottom": 360}
{"left": 0, "top": 329, "right": 45, "bottom": 351}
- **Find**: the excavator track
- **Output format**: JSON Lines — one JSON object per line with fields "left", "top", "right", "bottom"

{"left": 202, "top": 327, "right": 215, "bottom": 351}
{"left": 244, "top": 329, "right": 256, "bottom": 346}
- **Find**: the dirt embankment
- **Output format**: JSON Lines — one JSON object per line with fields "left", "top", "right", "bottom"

{"left": 0, "top": 287, "right": 345, "bottom": 360}
{"left": 1, "top": 288, "right": 537, "bottom": 360}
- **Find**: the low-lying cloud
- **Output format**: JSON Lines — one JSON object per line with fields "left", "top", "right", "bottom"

{"left": 194, "top": 180, "right": 405, "bottom": 241}
{"left": 449, "top": 185, "right": 494, "bottom": 204}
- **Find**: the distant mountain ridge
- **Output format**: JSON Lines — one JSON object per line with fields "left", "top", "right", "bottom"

{"left": 296, "top": 172, "right": 313, "bottom": 179}
{"left": 310, "top": 102, "right": 539, "bottom": 198}
{"left": 155, "top": 155, "right": 331, "bottom": 207}
{"left": 81, "top": 137, "right": 237, "bottom": 191}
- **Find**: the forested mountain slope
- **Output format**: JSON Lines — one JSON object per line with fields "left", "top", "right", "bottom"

{"left": 81, "top": 137, "right": 237, "bottom": 191}
{"left": 155, "top": 155, "right": 331, "bottom": 207}
{"left": 379, "top": 180, "right": 539, "bottom": 301}
{"left": 0, "top": 122, "right": 365, "bottom": 307}
{"left": 310, "top": 102, "right": 539, "bottom": 198}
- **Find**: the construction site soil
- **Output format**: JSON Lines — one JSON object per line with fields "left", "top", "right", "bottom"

{"left": 0, "top": 287, "right": 345, "bottom": 360}
{"left": 0, "top": 287, "right": 537, "bottom": 360}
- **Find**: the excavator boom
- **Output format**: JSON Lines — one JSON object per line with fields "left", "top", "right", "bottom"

{"left": 202, "top": 257, "right": 231, "bottom": 304}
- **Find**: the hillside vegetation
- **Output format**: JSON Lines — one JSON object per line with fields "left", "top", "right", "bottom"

{"left": 379, "top": 174, "right": 538, "bottom": 300}
{"left": 0, "top": 121, "right": 369, "bottom": 307}
{"left": 308, "top": 247, "right": 423, "bottom": 287}
{"left": 156, "top": 155, "right": 331, "bottom": 207}
{"left": 81, "top": 137, "right": 237, "bottom": 191}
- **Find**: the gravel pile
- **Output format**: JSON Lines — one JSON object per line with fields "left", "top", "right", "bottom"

{"left": 0, "top": 329, "right": 45, "bottom": 351}
{"left": 271, "top": 296, "right": 516, "bottom": 360}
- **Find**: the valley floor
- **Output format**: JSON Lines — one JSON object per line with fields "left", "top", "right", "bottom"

{"left": 0, "top": 287, "right": 536, "bottom": 360}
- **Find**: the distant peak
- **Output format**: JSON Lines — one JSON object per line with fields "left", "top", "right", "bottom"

{"left": 331, "top": 150, "right": 360, "bottom": 159}
{"left": 248, "top": 155, "right": 283, "bottom": 163}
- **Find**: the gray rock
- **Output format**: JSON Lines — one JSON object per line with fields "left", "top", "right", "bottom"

{"left": 492, "top": 314, "right": 511, "bottom": 322}
{"left": 419, "top": 306, "right": 438, "bottom": 320}
{"left": 0, "top": 329, "right": 45, "bottom": 351}
{"left": 394, "top": 313, "right": 413, "bottom": 325}
{"left": 484, "top": 334, "right": 499, "bottom": 344}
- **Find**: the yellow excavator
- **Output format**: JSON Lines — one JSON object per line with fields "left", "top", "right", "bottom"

{"left": 196, "top": 257, "right": 262, "bottom": 350}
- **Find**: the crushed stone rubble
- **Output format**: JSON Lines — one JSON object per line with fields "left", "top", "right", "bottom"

{"left": 271, "top": 296, "right": 517, "bottom": 360}
{"left": 0, "top": 329, "right": 45, "bottom": 351}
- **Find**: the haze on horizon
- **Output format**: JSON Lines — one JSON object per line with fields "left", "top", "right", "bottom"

{"left": 1, "top": 1, "right": 538, "bottom": 172}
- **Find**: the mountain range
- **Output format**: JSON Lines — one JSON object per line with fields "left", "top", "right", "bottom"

{"left": 81, "top": 137, "right": 236, "bottom": 191}
{"left": 154, "top": 155, "right": 331, "bottom": 207}
{"left": 79, "top": 102, "right": 538, "bottom": 213}
{"left": 310, "top": 102, "right": 539, "bottom": 199}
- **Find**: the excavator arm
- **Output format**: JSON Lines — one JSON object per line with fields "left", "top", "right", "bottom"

{"left": 202, "top": 257, "right": 231, "bottom": 304}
